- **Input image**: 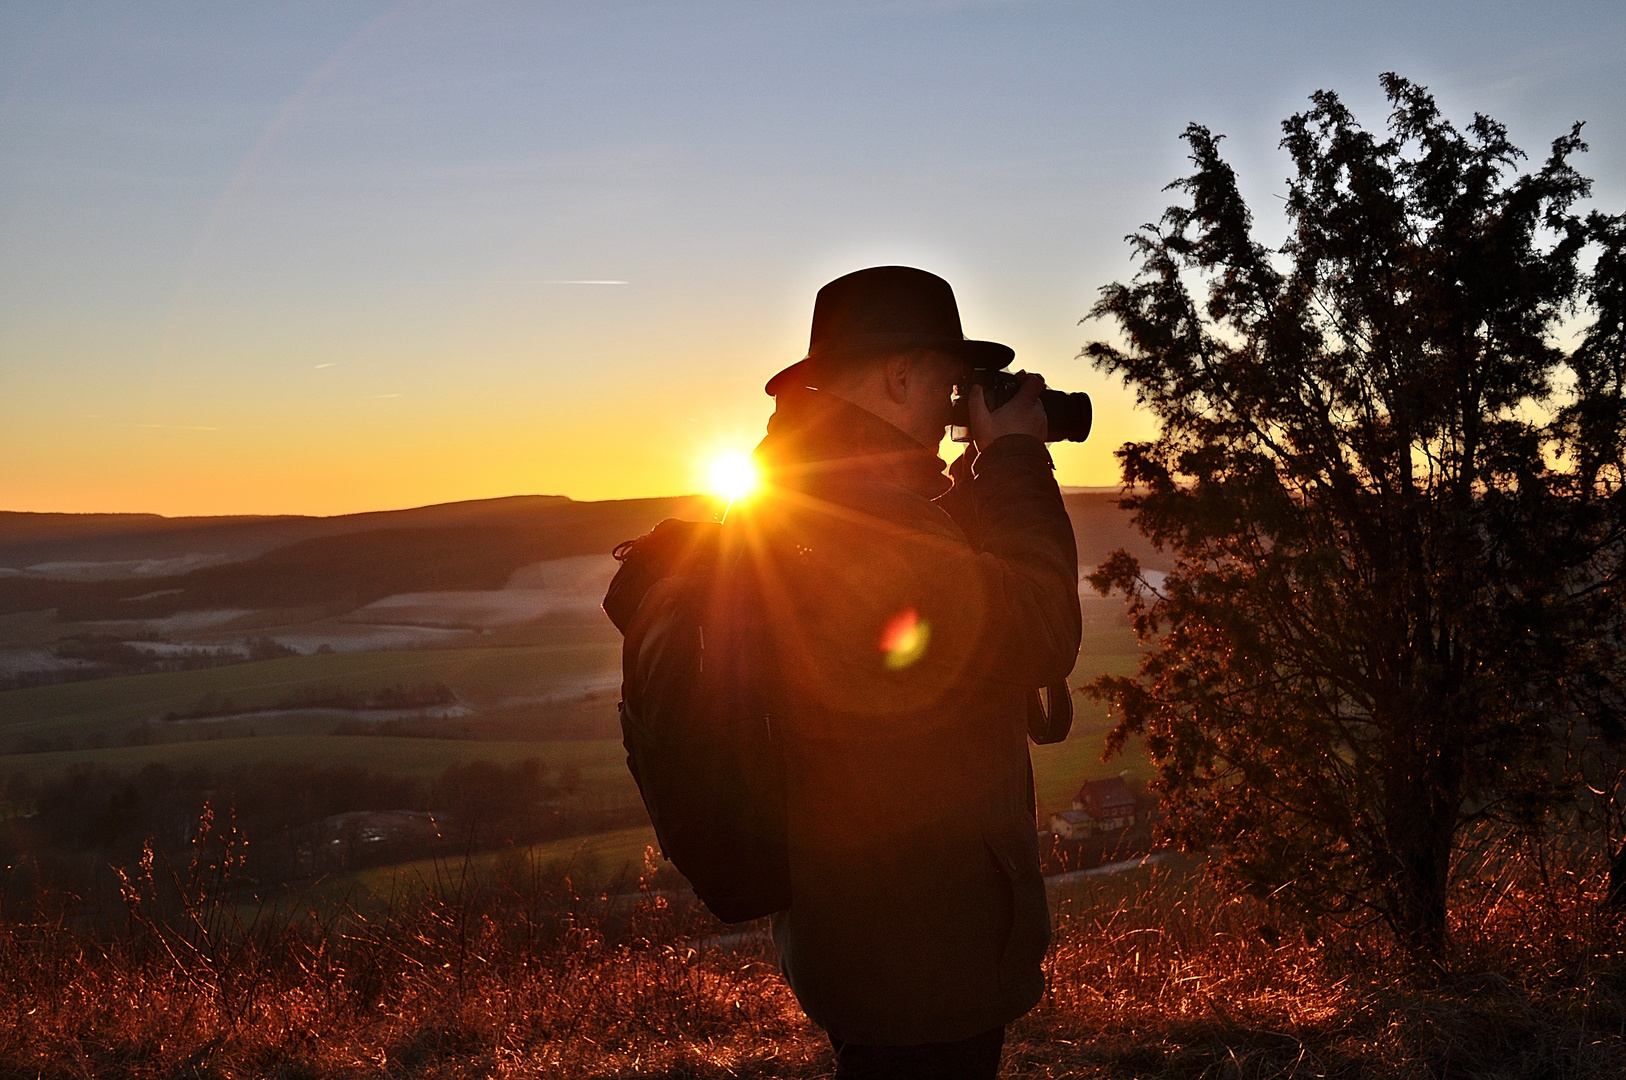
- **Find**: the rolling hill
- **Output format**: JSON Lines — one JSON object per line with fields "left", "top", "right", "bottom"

{"left": 0, "top": 495, "right": 719, "bottom": 619}
{"left": 0, "top": 490, "right": 1163, "bottom": 623}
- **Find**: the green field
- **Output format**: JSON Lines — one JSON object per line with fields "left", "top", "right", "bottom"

{"left": 1072, "top": 622, "right": 1140, "bottom": 677}
{"left": 1032, "top": 723, "right": 1150, "bottom": 821}
{"left": 344, "top": 824, "right": 664, "bottom": 898}
{"left": 0, "top": 621, "right": 1142, "bottom": 793}
{"left": 1036, "top": 621, "right": 1147, "bottom": 818}
{"left": 339, "top": 723, "right": 1151, "bottom": 898}
{"left": 0, "top": 615, "right": 1146, "bottom": 887}
{"left": 0, "top": 639, "right": 619, "bottom": 741}
{"left": 339, "top": 718, "right": 1151, "bottom": 893}
{"left": 0, "top": 718, "right": 1135, "bottom": 817}
{"left": 0, "top": 732, "right": 635, "bottom": 789}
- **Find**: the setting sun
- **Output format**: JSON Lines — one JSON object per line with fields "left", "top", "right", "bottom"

{"left": 707, "top": 452, "right": 759, "bottom": 501}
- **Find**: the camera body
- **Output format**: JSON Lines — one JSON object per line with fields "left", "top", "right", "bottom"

{"left": 948, "top": 368, "right": 1093, "bottom": 444}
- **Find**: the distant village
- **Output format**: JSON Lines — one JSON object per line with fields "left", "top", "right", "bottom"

{"left": 1048, "top": 776, "right": 1137, "bottom": 839}
{"left": 1040, "top": 775, "right": 1151, "bottom": 876}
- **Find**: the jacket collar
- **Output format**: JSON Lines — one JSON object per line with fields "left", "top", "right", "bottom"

{"left": 753, "top": 386, "right": 952, "bottom": 502}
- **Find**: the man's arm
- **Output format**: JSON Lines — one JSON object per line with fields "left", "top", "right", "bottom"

{"left": 959, "top": 372, "right": 1081, "bottom": 687}
{"left": 962, "top": 434, "right": 1082, "bottom": 689}
{"left": 936, "top": 371, "right": 1056, "bottom": 553}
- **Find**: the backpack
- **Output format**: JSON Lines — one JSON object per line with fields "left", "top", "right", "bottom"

{"left": 602, "top": 518, "right": 790, "bottom": 923}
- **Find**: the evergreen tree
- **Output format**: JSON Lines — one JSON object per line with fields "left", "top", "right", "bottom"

{"left": 1085, "top": 74, "right": 1625, "bottom": 961}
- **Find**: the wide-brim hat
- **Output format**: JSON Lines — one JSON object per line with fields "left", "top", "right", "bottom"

{"left": 765, "top": 265, "right": 1014, "bottom": 396}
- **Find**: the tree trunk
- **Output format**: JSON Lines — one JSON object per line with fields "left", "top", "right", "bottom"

{"left": 1608, "top": 842, "right": 1626, "bottom": 911}
{"left": 1384, "top": 737, "right": 1458, "bottom": 966}
{"left": 1386, "top": 817, "right": 1452, "bottom": 964}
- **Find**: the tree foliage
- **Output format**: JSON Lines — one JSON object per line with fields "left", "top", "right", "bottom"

{"left": 1084, "top": 74, "right": 1626, "bottom": 960}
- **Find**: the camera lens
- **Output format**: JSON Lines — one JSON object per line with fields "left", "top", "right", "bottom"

{"left": 1039, "top": 390, "right": 1092, "bottom": 443}
{"left": 948, "top": 373, "right": 1091, "bottom": 443}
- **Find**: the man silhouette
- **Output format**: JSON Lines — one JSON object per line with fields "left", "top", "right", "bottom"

{"left": 728, "top": 267, "right": 1081, "bottom": 1079}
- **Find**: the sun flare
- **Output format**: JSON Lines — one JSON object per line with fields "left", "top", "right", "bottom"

{"left": 707, "top": 452, "right": 759, "bottom": 501}
{"left": 879, "top": 607, "right": 931, "bottom": 670}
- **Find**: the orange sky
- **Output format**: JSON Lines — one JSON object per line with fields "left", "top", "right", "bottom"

{"left": 0, "top": 321, "right": 1149, "bottom": 516}
{"left": 4, "top": 3, "right": 1618, "bottom": 516}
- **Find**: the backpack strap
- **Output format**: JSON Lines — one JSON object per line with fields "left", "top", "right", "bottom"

{"left": 602, "top": 518, "right": 721, "bottom": 633}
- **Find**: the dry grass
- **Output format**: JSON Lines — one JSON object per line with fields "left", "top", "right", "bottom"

{"left": 2, "top": 840, "right": 1625, "bottom": 1079}
{"left": 1011, "top": 860, "right": 1626, "bottom": 1079}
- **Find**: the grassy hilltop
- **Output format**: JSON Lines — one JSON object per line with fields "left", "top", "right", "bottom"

{"left": 2, "top": 496, "right": 1622, "bottom": 1076}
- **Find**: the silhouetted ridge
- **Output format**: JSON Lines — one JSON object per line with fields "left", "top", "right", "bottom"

{"left": 0, "top": 492, "right": 1162, "bottom": 620}
{"left": 0, "top": 495, "right": 574, "bottom": 566}
{"left": 0, "top": 495, "right": 713, "bottom": 618}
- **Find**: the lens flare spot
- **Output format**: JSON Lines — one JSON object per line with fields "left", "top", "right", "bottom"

{"left": 879, "top": 607, "right": 930, "bottom": 670}
{"left": 707, "top": 453, "right": 758, "bottom": 500}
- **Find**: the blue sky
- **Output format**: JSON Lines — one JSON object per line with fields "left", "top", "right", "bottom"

{"left": 3, "top": 1, "right": 1622, "bottom": 514}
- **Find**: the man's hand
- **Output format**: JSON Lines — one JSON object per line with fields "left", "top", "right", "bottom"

{"left": 969, "top": 372, "right": 1047, "bottom": 450}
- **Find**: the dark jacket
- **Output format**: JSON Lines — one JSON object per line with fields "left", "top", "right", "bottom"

{"left": 726, "top": 386, "right": 1081, "bottom": 1045}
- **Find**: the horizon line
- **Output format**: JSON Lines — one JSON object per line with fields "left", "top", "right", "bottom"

{"left": 0, "top": 491, "right": 732, "bottom": 521}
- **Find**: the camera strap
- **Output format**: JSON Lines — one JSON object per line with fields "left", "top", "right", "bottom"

{"left": 1026, "top": 681, "right": 1073, "bottom": 745}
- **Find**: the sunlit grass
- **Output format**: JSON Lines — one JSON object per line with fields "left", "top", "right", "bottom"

{"left": 3, "top": 840, "right": 1623, "bottom": 1078}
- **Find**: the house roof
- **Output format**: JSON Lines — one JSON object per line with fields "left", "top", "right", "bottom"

{"left": 1073, "top": 776, "right": 1135, "bottom": 816}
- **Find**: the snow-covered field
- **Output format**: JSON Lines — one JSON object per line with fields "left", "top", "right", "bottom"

{"left": 344, "top": 555, "right": 619, "bottom": 630}
{"left": 12, "top": 555, "right": 622, "bottom": 662}
{"left": 125, "top": 641, "right": 244, "bottom": 658}
{"left": 0, "top": 647, "right": 98, "bottom": 678}
{"left": 159, "top": 704, "right": 474, "bottom": 725}
{"left": 500, "top": 554, "right": 618, "bottom": 594}
{"left": 1078, "top": 567, "right": 1165, "bottom": 617}
{"left": 498, "top": 673, "right": 622, "bottom": 708}
{"left": 270, "top": 624, "right": 475, "bottom": 654}
{"left": 91, "top": 609, "right": 258, "bottom": 634}
{"left": 16, "top": 554, "right": 235, "bottom": 579}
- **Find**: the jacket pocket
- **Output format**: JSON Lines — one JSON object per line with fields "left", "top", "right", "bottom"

{"left": 986, "top": 825, "right": 1051, "bottom": 994}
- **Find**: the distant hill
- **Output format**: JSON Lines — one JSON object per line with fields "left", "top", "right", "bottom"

{"left": 1061, "top": 491, "right": 1167, "bottom": 573}
{"left": 0, "top": 496, "right": 716, "bottom": 619}
{"left": 0, "top": 496, "right": 581, "bottom": 570}
{"left": 0, "top": 490, "right": 1165, "bottom": 621}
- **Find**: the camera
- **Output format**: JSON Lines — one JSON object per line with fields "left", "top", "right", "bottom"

{"left": 948, "top": 369, "right": 1092, "bottom": 443}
